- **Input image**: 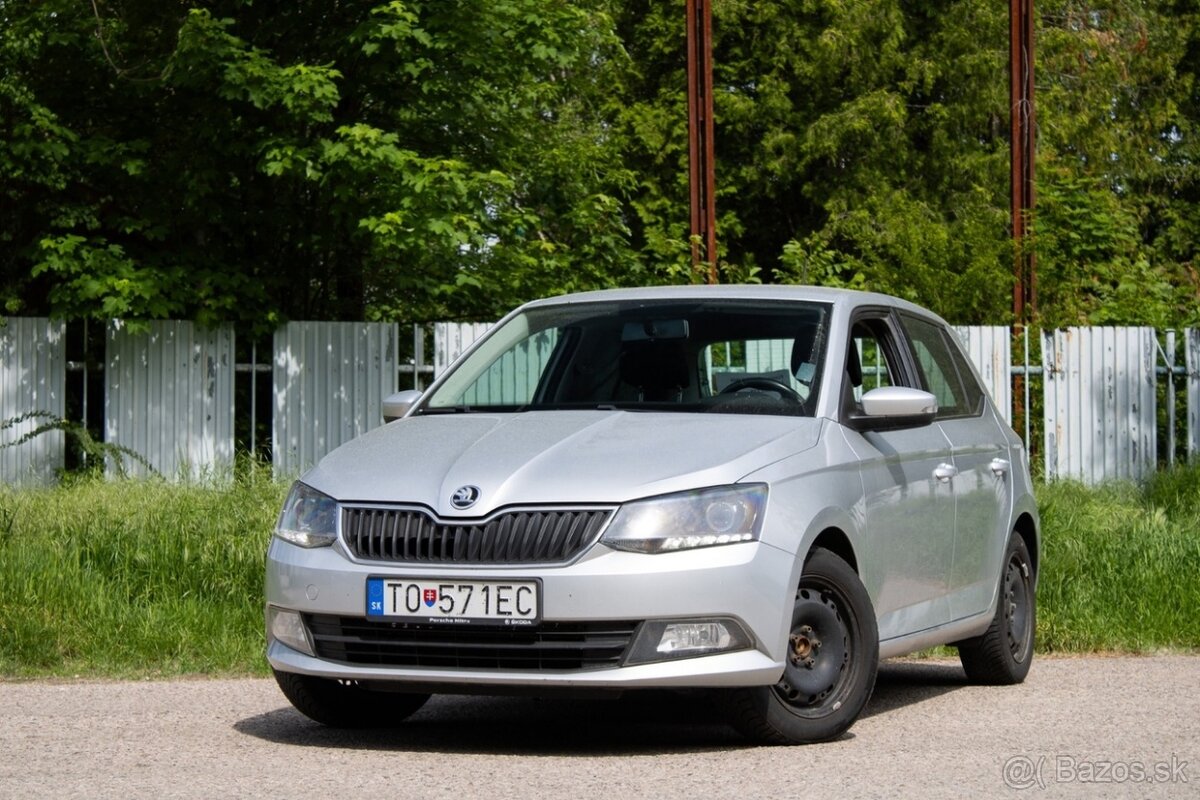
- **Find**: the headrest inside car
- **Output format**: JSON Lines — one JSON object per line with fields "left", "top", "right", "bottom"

{"left": 619, "top": 340, "right": 690, "bottom": 398}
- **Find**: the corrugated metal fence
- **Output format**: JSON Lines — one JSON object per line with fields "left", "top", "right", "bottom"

{"left": 1189, "top": 329, "right": 1200, "bottom": 461}
{"left": 105, "top": 320, "right": 235, "bottom": 480}
{"left": 273, "top": 322, "right": 398, "bottom": 475}
{"left": 1042, "top": 327, "right": 1157, "bottom": 484}
{"left": 3, "top": 318, "right": 1200, "bottom": 485}
{"left": 0, "top": 318, "right": 66, "bottom": 484}
{"left": 956, "top": 326, "right": 1012, "bottom": 425}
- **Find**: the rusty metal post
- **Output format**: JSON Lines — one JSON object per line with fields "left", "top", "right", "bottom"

{"left": 1011, "top": 0, "right": 1036, "bottom": 322}
{"left": 687, "top": 0, "right": 717, "bottom": 283}
{"left": 1010, "top": 0, "right": 1037, "bottom": 450}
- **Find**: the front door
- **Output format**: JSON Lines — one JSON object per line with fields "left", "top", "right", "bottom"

{"left": 841, "top": 314, "right": 956, "bottom": 641}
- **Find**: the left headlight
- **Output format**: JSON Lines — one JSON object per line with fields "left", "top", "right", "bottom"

{"left": 274, "top": 482, "right": 338, "bottom": 548}
{"left": 601, "top": 484, "right": 767, "bottom": 554}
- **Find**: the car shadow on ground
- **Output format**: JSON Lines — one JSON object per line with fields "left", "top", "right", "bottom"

{"left": 859, "top": 659, "right": 970, "bottom": 720}
{"left": 234, "top": 659, "right": 970, "bottom": 755}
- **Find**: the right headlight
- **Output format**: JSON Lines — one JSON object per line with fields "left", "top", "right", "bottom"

{"left": 600, "top": 484, "right": 767, "bottom": 554}
{"left": 274, "top": 482, "right": 338, "bottom": 548}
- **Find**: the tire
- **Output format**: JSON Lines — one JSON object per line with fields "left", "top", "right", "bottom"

{"left": 273, "top": 669, "right": 430, "bottom": 728}
{"left": 719, "top": 548, "right": 879, "bottom": 744}
{"left": 957, "top": 533, "right": 1035, "bottom": 685}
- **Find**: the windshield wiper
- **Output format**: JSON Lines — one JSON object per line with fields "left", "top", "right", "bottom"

{"left": 419, "top": 405, "right": 475, "bottom": 414}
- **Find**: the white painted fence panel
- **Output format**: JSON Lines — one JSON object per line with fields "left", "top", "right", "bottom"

{"left": 1187, "top": 328, "right": 1200, "bottom": 462}
{"left": 273, "top": 322, "right": 398, "bottom": 476}
{"left": 1042, "top": 327, "right": 1157, "bottom": 484}
{"left": 955, "top": 325, "right": 1012, "bottom": 424}
{"left": 0, "top": 318, "right": 66, "bottom": 485}
{"left": 105, "top": 320, "right": 235, "bottom": 479}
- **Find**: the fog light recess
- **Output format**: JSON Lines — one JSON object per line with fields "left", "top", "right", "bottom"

{"left": 625, "top": 618, "right": 752, "bottom": 665}
{"left": 268, "top": 606, "right": 315, "bottom": 657}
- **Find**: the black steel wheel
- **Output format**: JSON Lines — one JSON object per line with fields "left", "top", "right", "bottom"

{"left": 273, "top": 669, "right": 430, "bottom": 728}
{"left": 957, "top": 533, "right": 1036, "bottom": 685}
{"left": 720, "top": 548, "right": 879, "bottom": 744}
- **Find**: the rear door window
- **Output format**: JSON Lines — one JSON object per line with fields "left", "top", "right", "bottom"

{"left": 899, "top": 315, "right": 984, "bottom": 418}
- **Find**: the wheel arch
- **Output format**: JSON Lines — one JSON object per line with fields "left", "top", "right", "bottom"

{"left": 805, "top": 527, "right": 859, "bottom": 575}
{"left": 1013, "top": 511, "right": 1039, "bottom": 582}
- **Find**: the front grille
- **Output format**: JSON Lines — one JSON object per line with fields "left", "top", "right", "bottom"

{"left": 341, "top": 507, "right": 611, "bottom": 564}
{"left": 305, "top": 614, "right": 639, "bottom": 671}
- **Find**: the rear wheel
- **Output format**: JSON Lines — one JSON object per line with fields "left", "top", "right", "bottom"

{"left": 957, "top": 533, "right": 1035, "bottom": 685}
{"left": 273, "top": 669, "right": 430, "bottom": 727}
{"left": 720, "top": 548, "right": 879, "bottom": 744}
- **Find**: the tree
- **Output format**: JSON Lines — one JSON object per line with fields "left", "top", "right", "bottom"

{"left": 615, "top": 0, "right": 1014, "bottom": 321}
{"left": 1033, "top": 0, "right": 1199, "bottom": 327}
{"left": 6, "top": 0, "right": 1200, "bottom": 328}
{"left": 614, "top": 0, "right": 1200, "bottom": 325}
{"left": 1, "top": 0, "right": 641, "bottom": 327}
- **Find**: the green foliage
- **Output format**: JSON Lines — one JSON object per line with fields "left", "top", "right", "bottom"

{"left": 1032, "top": 1, "right": 1200, "bottom": 327}
{"left": 32, "top": 236, "right": 183, "bottom": 320}
{"left": 4, "top": 1, "right": 1200, "bottom": 325}
{"left": 1, "top": 0, "right": 642, "bottom": 328}
{"left": 613, "top": 1, "right": 1016, "bottom": 320}
{"left": 1, "top": 411, "right": 157, "bottom": 478}
{"left": 1034, "top": 170, "right": 1179, "bottom": 327}
{"left": 615, "top": 0, "right": 1200, "bottom": 324}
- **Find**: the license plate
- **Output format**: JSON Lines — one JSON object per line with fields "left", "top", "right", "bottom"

{"left": 366, "top": 578, "right": 540, "bottom": 625}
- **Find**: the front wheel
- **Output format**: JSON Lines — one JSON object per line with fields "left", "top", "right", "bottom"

{"left": 273, "top": 669, "right": 430, "bottom": 728}
{"left": 719, "top": 548, "right": 879, "bottom": 744}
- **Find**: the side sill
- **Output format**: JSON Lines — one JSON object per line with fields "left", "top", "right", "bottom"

{"left": 877, "top": 611, "right": 993, "bottom": 660}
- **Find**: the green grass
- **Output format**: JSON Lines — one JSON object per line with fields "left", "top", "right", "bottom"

{"left": 1036, "top": 468, "right": 1200, "bottom": 653}
{"left": 1, "top": 465, "right": 1197, "bottom": 678}
{"left": 0, "top": 467, "right": 286, "bottom": 678}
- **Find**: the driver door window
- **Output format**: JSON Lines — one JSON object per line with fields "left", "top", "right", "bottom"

{"left": 845, "top": 319, "right": 904, "bottom": 410}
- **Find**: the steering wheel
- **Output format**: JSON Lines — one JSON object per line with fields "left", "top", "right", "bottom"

{"left": 717, "top": 377, "right": 805, "bottom": 405}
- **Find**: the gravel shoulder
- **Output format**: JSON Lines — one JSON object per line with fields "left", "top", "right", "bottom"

{"left": 2, "top": 656, "right": 1198, "bottom": 799}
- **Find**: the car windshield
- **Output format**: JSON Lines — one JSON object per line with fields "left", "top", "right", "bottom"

{"left": 421, "top": 299, "right": 831, "bottom": 417}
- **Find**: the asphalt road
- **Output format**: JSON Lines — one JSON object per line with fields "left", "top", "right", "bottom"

{"left": 2, "top": 656, "right": 1197, "bottom": 799}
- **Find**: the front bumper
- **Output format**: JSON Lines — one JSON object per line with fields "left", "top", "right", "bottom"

{"left": 265, "top": 536, "right": 796, "bottom": 689}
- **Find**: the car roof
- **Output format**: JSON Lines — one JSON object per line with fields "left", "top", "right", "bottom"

{"left": 519, "top": 284, "right": 946, "bottom": 324}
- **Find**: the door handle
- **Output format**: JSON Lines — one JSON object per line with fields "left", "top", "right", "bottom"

{"left": 933, "top": 463, "right": 958, "bottom": 482}
{"left": 990, "top": 458, "right": 1010, "bottom": 477}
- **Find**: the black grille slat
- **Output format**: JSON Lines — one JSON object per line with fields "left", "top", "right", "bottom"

{"left": 370, "top": 510, "right": 383, "bottom": 558}
{"left": 567, "top": 516, "right": 587, "bottom": 559}
{"left": 305, "top": 614, "right": 638, "bottom": 671}
{"left": 342, "top": 507, "right": 611, "bottom": 564}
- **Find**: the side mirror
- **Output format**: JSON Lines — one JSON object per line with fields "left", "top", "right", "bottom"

{"left": 382, "top": 389, "right": 424, "bottom": 423}
{"left": 850, "top": 386, "right": 937, "bottom": 431}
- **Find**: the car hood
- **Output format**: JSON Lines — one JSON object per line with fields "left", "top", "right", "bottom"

{"left": 302, "top": 410, "right": 824, "bottom": 516}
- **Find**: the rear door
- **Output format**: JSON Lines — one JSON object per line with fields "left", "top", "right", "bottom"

{"left": 898, "top": 314, "right": 1012, "bottom": 622}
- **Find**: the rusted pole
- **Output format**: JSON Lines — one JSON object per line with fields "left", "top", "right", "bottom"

{"left": 1011, "top": 0, "right": 1036, "bottom": 322}
{"left": 687, "top": 0, "right": 717, "bottom": 283}
{"left": 1010, "top": 0, "right": 1037, "bottom": 451}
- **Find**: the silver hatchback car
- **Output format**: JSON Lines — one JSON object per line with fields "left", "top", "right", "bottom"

{"left": 266, "top": 286, "right": 1039, "bottom": 744}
